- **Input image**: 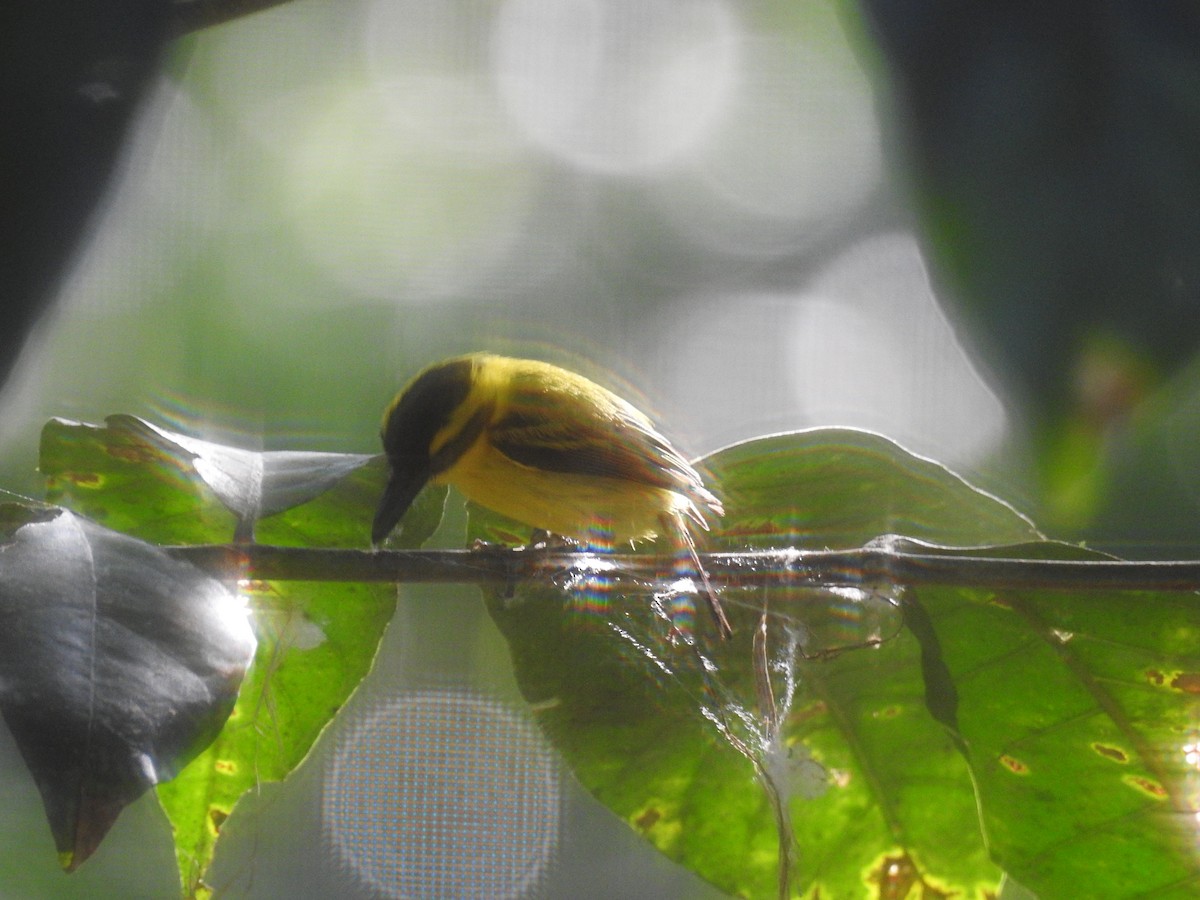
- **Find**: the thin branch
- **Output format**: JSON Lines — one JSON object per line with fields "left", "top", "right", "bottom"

{"left": 167, "top": 544, "right": 1200, "bottom": 595}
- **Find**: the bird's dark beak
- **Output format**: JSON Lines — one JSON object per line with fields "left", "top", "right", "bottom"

{"left": 371, "top": 463, "right": 430, "bottom": 545}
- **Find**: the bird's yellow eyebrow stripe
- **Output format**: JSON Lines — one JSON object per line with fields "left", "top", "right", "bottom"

{"left": 428, "top": 405, "right": 490, "bottom": 475}
{"left": 428, "top": 358, "right": 496, "bottom": 460}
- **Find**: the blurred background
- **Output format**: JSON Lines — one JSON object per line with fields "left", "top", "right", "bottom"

{"left": 3, "top": 0, "right": 1199, "bottom": 896}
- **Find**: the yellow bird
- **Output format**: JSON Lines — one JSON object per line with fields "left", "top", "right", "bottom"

{"left": 371, "top": 352, "right": 732, "bottom": 638}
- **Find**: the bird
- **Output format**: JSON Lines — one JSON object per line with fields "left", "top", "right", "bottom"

{"left": 371, "top": 352, "right": 732, "bottom": 638}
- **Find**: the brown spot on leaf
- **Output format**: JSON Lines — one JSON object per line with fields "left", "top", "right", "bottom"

{"left": 62, "top": 471, "right": 102, "bottom": 487}
{"left": 209, "top": 807, "right": 228, "bottom": 834}
{"left": 634, "top": 807, "right": 660, "bottom": 831}
{"left": 1091, "top": 743, "right": 1128, "bottom": 763}
{"left": 1169, "top": 672, "right": 1200, "bottom": 694}
{"left": 1124, "top": 775, "right": 1168, "bottom": 799}
{"left": 867, "top": 852, "right": 956, "bottom": 900}
{"left": 792, "top": 700, "right": 828, "bottom": 724}
{"left": 214, "top": 759, "right": 236, "bottom": 775}
{"left": 1146, "top": 669, "right": 1165, "bottom": 686}
{"left": 999, "top": 755, "right": 1029, "bottom": 775}
{"left": 869, "top": 852, "right": 918, "bottom": 900}
{"left": 107, "top": 444, "right": 156, "bottom": 464}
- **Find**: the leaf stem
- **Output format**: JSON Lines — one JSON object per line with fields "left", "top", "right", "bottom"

{"left": 167, "top": 544, "right": 1200, "bottom": 594}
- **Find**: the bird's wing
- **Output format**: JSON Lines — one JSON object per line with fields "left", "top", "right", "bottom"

{"left": 490, "top": 372, "right": 718, "bottom": 512}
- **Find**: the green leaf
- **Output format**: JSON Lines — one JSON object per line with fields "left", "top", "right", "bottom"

{"left": 41, "top": 415, "right": 376, "bottom": 541}
{"left": 37, "top": 416, "right": 426, "bottom": 896}
{"left": 42, "top": 416, "right": 236, "bottom": 544}
{"left": 704, "top": 428, "right": 1040, "bottom": 549}
{"left": 913, "top": 540, "right": 1200, "bottom": 897}
{"left": 476, "top": 428, "right": 1200, "bottom": 898}
{"left": 112, "top": 415, "right": 374, "bottom": 529}
{"left": 155, "top": 576, "right": 394, "bottom": 898}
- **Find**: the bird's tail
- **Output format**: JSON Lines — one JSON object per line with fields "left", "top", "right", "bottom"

{"left": 663, "top": 511, "right": 732, "bottom": 640}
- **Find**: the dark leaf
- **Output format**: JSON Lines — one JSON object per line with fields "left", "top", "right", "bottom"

{"left": 0, "top": 509, "right": 256, "bottom": 871}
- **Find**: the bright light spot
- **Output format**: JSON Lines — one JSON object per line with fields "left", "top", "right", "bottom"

{"left": 286, "top": 616, "right": 327, "bottom": 651}
{"left": 214, "top": 587, "right": 256, "bottom": 661}
{"left": 666, "top": 576, "right": 698, "bottom": 596}
{"left": 646, "top": 236, "right": 1008, "bottom": 468}
{"left": 363, "top": 0, "right": 524, "bottom": 160}
{"left": 1184, "top": 741, "right": 1200, "bottom": 770}
{"left": 284, "top": 88, "right": 535, "bottom": 300}
{"left": 566, "top": 554, "right": 619, "bottom": 576}
{"left": 491, "top": 0, "right": 738, "bottom": 173}
{"left": 642, "top": 290, "right": 811, "bottom": 448}
{"left": 825, "top": 586, "right": 874, "bottom": 605}
{"left": 325, "top": 689, "right": 559, "bottom": 900}
{"left": 656, "top": 32, "right": 881, "bottom": 257}
{"left": 762, "top": 740, "right": 827, "bottom": 802}
{"left": 789, "top": 233, "right": 1009, "bottom": 466}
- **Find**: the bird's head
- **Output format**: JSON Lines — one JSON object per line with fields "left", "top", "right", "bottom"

{"left": 371, "top": 355, "right": 484, "bottom": 544}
